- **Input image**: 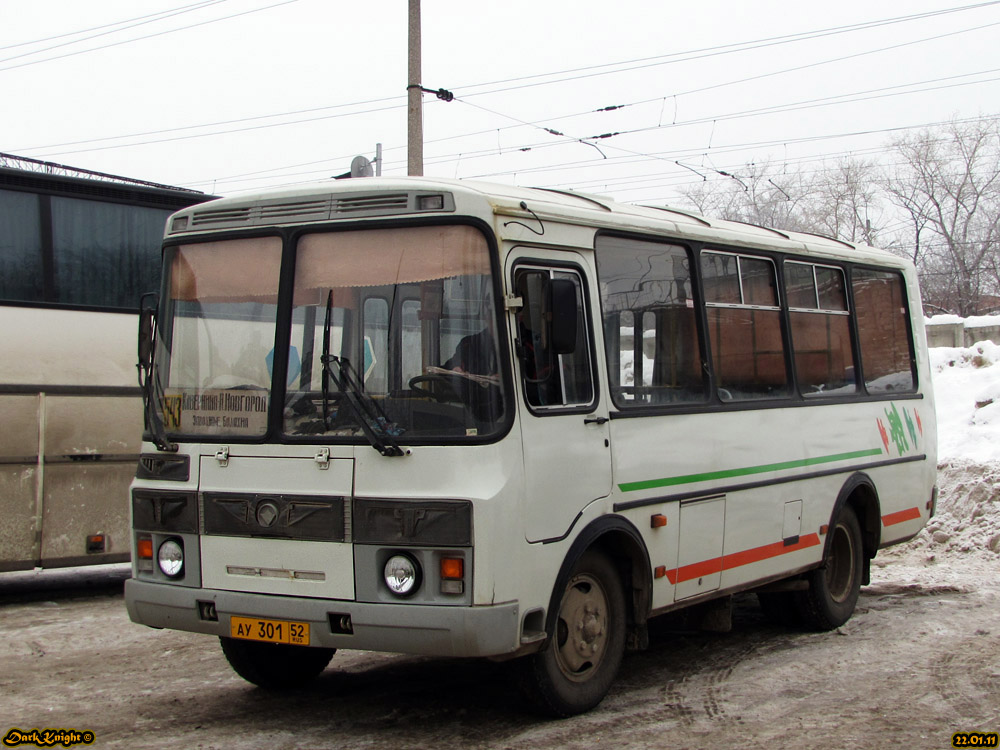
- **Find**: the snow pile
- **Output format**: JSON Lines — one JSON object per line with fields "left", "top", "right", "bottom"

{"left": 929, "top": 339, "right": 1000, "bottom": 464}
{"left": 890, "top": 338, "right": 1000, "bottom": 563}
{"left": 901, "top": 462, "right": 1000, "bottom": 558}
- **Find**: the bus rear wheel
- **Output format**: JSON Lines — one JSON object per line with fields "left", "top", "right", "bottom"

{"left": 795, "top": 505, "right": 864, "bottom": 630}
{"left": 220, "top": 637, "right": 335, "bottom": 689}
{"left": 516, "top": 550, "right": 626, "bottom": 717}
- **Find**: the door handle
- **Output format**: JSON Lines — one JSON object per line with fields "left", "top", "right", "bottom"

{"left": 584, "top": 416, "right": 609, "bottom": 425}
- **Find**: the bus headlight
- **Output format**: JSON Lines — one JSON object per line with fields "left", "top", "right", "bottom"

{"left": 383, "top": 553, "right": 420, "bottom": 597}
{"left": 157, "top": 538, "right": 184, "bottom": 578}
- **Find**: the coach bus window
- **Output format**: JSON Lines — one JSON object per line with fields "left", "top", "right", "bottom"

{"left": 51, "top": 196, "right": 169, "bottom": 308}
{"left": 0, "top": 189, "right": 43, "bottom": 303}
{"left": 595, "top": 236, "right": 706, "bottom": 408}
{"left": 702, "top": 251, "right": 790, "bottom": 401}
{"left": 784, "top": 261, "right": 856, "bottom": 396}
{"left": 852, "top": 268, "right": 916, "bottom": 393}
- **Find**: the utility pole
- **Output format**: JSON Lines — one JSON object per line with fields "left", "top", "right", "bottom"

{"left": 407, "top": 0, "right": 423, "bottom": 176}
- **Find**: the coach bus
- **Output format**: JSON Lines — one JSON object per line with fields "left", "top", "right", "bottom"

{"left": 0, "top": 158, "right": 209, "bottom": 572}
{"left": 124, "top": 177, "right": 936, "bottom": 715}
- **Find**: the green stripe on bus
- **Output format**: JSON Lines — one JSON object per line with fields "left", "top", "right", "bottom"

{"left": 617, "top": 448, "right": 884, "bottom": 493}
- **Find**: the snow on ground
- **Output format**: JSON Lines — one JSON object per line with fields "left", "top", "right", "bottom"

{"left": 931, "top": 339, "right": 1000, "bottom": 465}
{"left": 879, "top": 338, "right": 1000, "bottom": 578}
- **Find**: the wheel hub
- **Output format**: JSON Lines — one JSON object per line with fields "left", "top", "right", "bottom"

{"left": 574, "top": 604, "right": 604, "bottom": 656}
{"left": 555, "top": 574, "right": 610, "bottom": 679}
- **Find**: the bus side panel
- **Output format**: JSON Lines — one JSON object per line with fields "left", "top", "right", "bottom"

{"left": 40, "top": 463, "right": 133, "bottom": 565}
{"left": 44, "top": 395, "right": 143, "bottom": 457}
{"left": 0, "top": 466, "right": 39, "bottom": 572}
{"left": 611, "top": 398, "right": 933, "bottom": 608}
{"left": 0, "top": 395, "right": 40, "bottom": 571}
{"left": 38, "top": 395, "right": 141, "bottom": 566}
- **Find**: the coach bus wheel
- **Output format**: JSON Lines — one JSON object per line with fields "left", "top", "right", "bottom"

{"left": 220, "top": 637, "right": 335, "bottom": 689}
{"left": 516, "top": 550, "right": 626, "bottom": 717}
{"left": 795, "top": 505, "right": 864, "bottom": 631}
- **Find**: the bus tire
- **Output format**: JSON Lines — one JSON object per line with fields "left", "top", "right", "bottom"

{"left": 795, "top": 505, "right": 864, "bottom": 630}
{"left": 219, "top": 637, "right": 335, "bottom": 689}
{"left": 515, "top": 550, "right": 626, "bottom": 717}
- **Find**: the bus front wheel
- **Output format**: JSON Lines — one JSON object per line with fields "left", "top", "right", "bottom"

{"left": 220, "top": 637, "right": 335, "bottom": 689}
{"left": 795, "top": 505, "right": 864, "bottom": 630}
{"left": 516, "top": 550, "right": 626, "bottom": 716}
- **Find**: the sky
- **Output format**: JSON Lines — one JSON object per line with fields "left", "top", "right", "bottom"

{"left": 2, "top": 0, "right": 999, "bottom": 204}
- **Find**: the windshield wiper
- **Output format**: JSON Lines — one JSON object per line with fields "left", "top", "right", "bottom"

{"left": 137, "top": 293, "right": 177, "bottom": 453}
{"left": 320, "top": 292, "right": 405, "bottom": 457}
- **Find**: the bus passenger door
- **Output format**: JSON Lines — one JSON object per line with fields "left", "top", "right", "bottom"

{"left": 508, "top": 254, "right": 612, "bottom": 543}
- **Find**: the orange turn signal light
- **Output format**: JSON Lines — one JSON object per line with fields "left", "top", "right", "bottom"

{"left": 440, "top": 557, "right": 464, "bottom": 580}
{"left": 137, "top": 537, "right": 153, "bottom": 559}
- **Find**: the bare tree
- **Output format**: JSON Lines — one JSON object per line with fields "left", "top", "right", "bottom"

{"left": 679, "top": 158, "right": 888, "bottom": 245}
{"left": 678, "top": 160, "right": 818, "bottom": 234}
{"left": 884, "top": 119, "right": 1000, "bottom": 316}
{"left": 675, "top": 123, "right": 1000, "bottom": 316}
{"left": 805, "top": 158, "right": 886, "bottom": 246}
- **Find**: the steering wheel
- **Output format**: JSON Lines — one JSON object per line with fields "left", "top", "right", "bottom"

{"left": 408, "top": 374, "right": 464, "bottom": 403}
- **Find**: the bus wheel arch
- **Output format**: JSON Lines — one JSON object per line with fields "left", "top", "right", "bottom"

{"left": 833, "top": 472, "right": 882, "bottom": 574}
{"left": 516, "top": 516, "right": 651, "bottom": 716}
{"left": 545, "top": 516, "right": 652, "bottom": 651}
{"left": 793, "top": 474, "right": 879, "bottom": 631}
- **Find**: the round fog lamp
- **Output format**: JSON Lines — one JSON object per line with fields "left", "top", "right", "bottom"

{"left": 384, "top": 554, "right": 419, "bottom": 596}
{"left": 157, "top": 539, "right": 184, "bottom": 578}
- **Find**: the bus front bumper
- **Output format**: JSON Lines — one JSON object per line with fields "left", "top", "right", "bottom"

{"left": 125, "top": 579, "right": 522, "bottom": 658}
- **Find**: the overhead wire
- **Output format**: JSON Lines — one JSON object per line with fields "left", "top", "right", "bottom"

{"left": 0, "top": 0, "right": 301, "bottom": 73}
{"left": 14, "top": 1, "right": 1000, "bottom": 154}
{"left": 174, "top": 66, "right": 1000, "bottom": 190}
{"left": 11, "top": 0, "right": 997, "bottom": 201}
{"left": 446, "top": 1, "right": 1000, "bottom": 99}
{"left": 195, "top": 113, "right": 999, "bottom": 196}
{"left": 0, "top": 0, "right": 224, "bottom": 52}
{"left": 189, "top": 22, "right": 1000, "bottom": 187}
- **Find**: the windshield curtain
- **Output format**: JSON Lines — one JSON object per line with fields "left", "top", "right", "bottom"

{"left": 284, "top": 224, "right": 507, "bottom": 441}
{"left": 157, "top": 237, "right": 283, "bottom": 437}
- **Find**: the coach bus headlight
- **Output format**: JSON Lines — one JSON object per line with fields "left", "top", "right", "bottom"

{"left": 384, "top": 554, "right": 420, "bottom": 597}
{"left": 157, "top": 538, "right": 184, "bottom": 578}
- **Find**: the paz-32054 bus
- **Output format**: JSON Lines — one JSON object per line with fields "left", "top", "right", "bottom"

{"left": 125, "top": 177, "right": 936, "bottom": 716}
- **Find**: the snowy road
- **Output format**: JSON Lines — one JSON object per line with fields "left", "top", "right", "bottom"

{"left": 2, "top": 519, "right": 997, "bottom": 750}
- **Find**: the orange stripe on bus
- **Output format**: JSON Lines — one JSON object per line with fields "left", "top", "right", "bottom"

{"left": 882, "top": 507, "right": 921, "bottom": 526}
{"left": 664, "top": 533, "right": 821, "bottom": 585}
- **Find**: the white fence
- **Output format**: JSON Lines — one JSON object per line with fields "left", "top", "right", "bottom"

{"left": 925, "top": 316, "right": 1000, "bottom": 348}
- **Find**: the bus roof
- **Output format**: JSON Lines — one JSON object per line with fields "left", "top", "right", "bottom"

{"left": 165, "top": 176, "right": 903, "bottom": 267}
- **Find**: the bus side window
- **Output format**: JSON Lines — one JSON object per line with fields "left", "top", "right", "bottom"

{"left": 852, "top": 268, "right": 916, "bottom": 393}
{"left": 514, "top": 267, "right": 594, "bottom": 410}
{"left": 785, "top": 262, "right": 856, "bottom": 396}
{"left": 594, "top": 236, "right": 707, "bottom": 408}
{"left": 703, "top": 251, "right": 791, "bottom": 401}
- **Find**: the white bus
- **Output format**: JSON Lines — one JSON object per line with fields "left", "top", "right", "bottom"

{"left": 125, "top": 177, "right": 936, "bottom": 715}
{"left": 0, "top": 159, "right": 209, "bottom": 572}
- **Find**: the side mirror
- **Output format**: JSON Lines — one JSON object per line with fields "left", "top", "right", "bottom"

{"left": 138, "top": 293, "right": 158, "bottom": 368}
{"left": 547, "top": 278, "right": 578, "bottom": 355}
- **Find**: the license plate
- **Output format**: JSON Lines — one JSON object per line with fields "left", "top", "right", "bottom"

{"left": 230, "top": 616, "right": 310, "bottom": 645}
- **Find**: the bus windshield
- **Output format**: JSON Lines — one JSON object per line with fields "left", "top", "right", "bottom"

{"left": 156, "top": 224, "right": 507, "bottom": 442}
